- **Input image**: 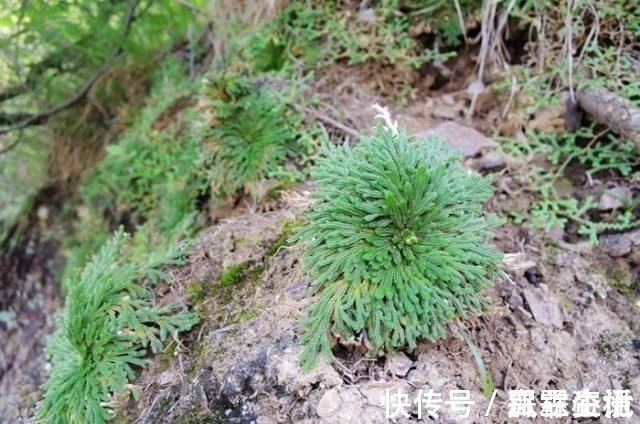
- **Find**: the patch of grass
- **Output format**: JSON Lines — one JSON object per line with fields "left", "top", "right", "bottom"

{"left": 246, "top": 0, "right": 460, "bottom": 73}
{"left": 215, "top": 261, "right": 266, "bottom": 304}
{"left": 265, "top": 219, "right": 301, "bottom": 258}
{"left": 265, "top": 174, "right": 299, "bottom": 201}
{"left": 159, "top": 341, "right": 178, "bottom": 370}
{"left": 186, "top": 281, "right": 206, "bottom": 305}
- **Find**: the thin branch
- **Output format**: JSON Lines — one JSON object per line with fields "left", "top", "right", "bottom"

{"left": 0, "top": 0, "right": 141, "bottom": 139}
{"left": 296, "top": 104, "right": 360, "bottom": 139}
{"left": 0, "top": 130, "right": 24, "bottom": 156}
{"left": 0, "top": 85, "right": 27, "bottom": 102}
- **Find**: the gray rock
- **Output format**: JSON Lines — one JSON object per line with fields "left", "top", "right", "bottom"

{"left": 474, "top": 151, "right": 506, "bottom": 170}
{"left": 420, "top": 121, "right": 498, "bottom": 157}
{"left": 522, "top": 289, "right": 564, "bottom": 328}
{"left": 317, "top": 388, "right": 342, "bottom": 417}
{"left": 575, "top": 269, "right": 609, "bottom": 299}
{"left": 387, "top": 352, "right": 414, "bottom": 377}
{"left": 156, "top": 370, "right": 177, "bottom": 386}
{"left": 601, "top": 229, "right": 640, "bottom": 257}
{"left": 599, "top": 186, "right": 632, "bottom": 211}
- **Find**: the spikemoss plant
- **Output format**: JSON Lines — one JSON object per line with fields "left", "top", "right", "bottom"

{"left": 202, "top": 73, "right": 309, "bottom": 201}
{"left": 296, "top": 116, "right": 501, "bottom": 370}
{"left": 37, "top": 230, "right": 198, "bottom": 424}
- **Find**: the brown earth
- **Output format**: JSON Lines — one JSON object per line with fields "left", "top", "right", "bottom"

{"left": 117, "top": 141, "right": 640, "bottom": 423}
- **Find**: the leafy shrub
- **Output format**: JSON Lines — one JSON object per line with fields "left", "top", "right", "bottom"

{"left": 295, "top": 123, "right": 501, "bottom": 370}
{"left": 37, "top": 230, "right": 198, "bottom": 424}
{"left": 202, "top": 73, "right": 311, "bottom": 201}
{"left": 82, "top": 60, "right": 199, "bottom": 222}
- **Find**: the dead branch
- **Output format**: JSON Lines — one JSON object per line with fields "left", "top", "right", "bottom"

{"left": 576, "top": 86, "right": 640, "bottom": 148}
{"left": 294, "top": 104, "right": 360, "bottom": 139}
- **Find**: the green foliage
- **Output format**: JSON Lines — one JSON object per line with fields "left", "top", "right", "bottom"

{"left": 82, "top": 61, "right": 199, "bottom": 216}
{"left": 499, "top": 127, "right": 640, "bottom": 244}
{"left": 266, "top": 219, "right": 301, "bottom": 258}
{"left": 0, "top": 0, "right": 202, "bottom": 105}
{"left": 202, "top": 73, "right": 312, "bottom": 201}
{"left": 219, "top": 262, "right": 251, "bottom": 288}
{"left": 247, "top": 0, "right": 429, "bottom": 72}
{"left": 61, "top": 60, "right": 201, "bottom": 279}
{"left": 37, "top": 229, "right": 198, "bottom": 424}
{"left": 507, "top": 0, "right": 640, "bottom": 107}
{"left": 186, "top": 281, "right": 205, "bottom": 305}
{"left": 295, "top": 125, "right": 501, "bottom": 370}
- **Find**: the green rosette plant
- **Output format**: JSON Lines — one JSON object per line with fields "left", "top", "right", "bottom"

{"left": 296, "top": 111, "right": 502, "bottom": 370}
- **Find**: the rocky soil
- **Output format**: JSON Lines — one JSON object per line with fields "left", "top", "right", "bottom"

{"left": 118, "top": 135, "right": 640, "bottom": 423}
{"left": 2, "top": 76, "right": 639, "bottom": 424}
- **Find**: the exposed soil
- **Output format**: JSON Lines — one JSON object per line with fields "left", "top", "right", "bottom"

{"left": 116, "top": 134, "right": 640, "bottom": 423}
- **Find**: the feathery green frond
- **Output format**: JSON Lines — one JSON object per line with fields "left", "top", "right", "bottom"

{"left": 36, "top": 229, "right": 198, "bottom": 424}
{"left": 295, "top": 125, "right": 502, "bottom": 371}
{"left": 202, "top": 73, "right": 310, "bottom": 201}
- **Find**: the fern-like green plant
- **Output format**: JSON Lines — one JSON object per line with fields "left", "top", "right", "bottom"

{"left": 203, "top": 74, "right": 308, "bottom": 201}
{"left": 295, "top": 122, "right": 502, "bottom": 371}
{"left": 37, "top": 230, "right": 198, "bottom": 424}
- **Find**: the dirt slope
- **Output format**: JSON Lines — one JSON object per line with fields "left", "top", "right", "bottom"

{"left": 122, "top": 161, "right": 640, "bottom": 423}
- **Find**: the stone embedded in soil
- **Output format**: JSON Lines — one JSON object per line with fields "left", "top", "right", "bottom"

{"left": 522, "top": 289, "right": 564, "bottom": 328}
{"left": 601, "top": 229, "right": 640, "bottom": 257}
{"left": 409, "top": 357, "right": 447, "bottom": 391}
{"left": 524, "top": 266, "right": 543, "bottom": 286}
{"left": 420, "top": 121, "right": 498, "bottom": 157}
{"left": 473, "top": 150, "right": 506, "bottom": 171}
{"left": 387, "top": 352, "right": 414, "bottom": 377}
{"left": 156, "top": 370, "right": 177, "bottom": 386}
{"left": 317, "top": 388, "right": 342, "bottom": 417}
{"left": 574, "top": 269, "right": 609, "bottom": 299}
{"left": 277, "top": 348, "right": 342, "bottom": 393}
{"left": 598, "top": 186, "right": 632, "bottom": 211}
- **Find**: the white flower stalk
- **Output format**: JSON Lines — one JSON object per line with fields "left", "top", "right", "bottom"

{"left": 372, "top": 103, "right": 398, "bottom": 135}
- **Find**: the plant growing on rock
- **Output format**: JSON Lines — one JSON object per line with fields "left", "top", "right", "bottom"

{"left": 37, "top": 230, "right": 198, "bottom": 424}
{"left": 202, "top": 73, "right": 310, "bottom": 201}
{"left": 295, "top": 108, "right": 502, "bottom": 370}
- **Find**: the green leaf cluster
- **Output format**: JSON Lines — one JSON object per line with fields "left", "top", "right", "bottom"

{"left": 36, "top": 229, "right": 198, "bottom": 424}
{"left": 247, "top": 0, "right": 428, "bottom": 72}
{"left": 0, "top": 0, "right": 201, "bottom": 104}
{"left": 202, "top": 73, "right": 311, "bottom": 201}
{"left": 498, "top": 126, "right": 640, "bottom": 244}
{"left": 61, "top": 60, "right": 201, "bottom": 281}
{"left": 295, "top": 125, "right": 502, "bottom": 370}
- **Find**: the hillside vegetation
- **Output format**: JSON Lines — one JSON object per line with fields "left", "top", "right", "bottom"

{"left": 1, "top": 1, "right": 639, "bottom": 422}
